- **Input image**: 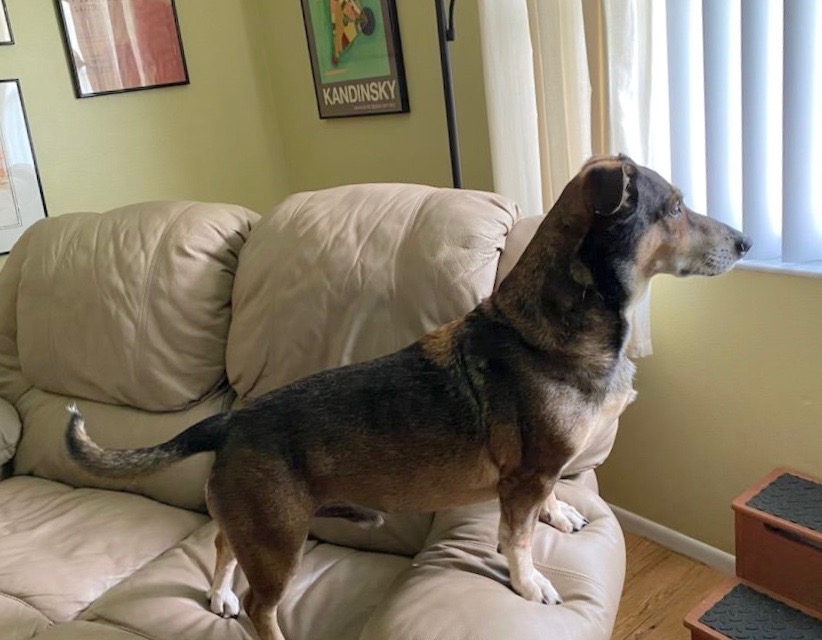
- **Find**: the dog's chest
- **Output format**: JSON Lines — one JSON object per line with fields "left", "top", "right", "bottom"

{"left": 542, "top": 357, "right": 637, "bottom": 463}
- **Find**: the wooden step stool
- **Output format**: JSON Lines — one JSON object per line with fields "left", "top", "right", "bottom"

{"left": 684, "top": 468, "right": 822, "bottom": 640}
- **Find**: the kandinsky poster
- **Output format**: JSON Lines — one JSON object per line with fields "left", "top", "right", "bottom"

{"left": 300, "top": 0, "right": 409, "bottom": 118}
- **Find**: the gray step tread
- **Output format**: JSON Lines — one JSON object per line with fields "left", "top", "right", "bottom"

{"left": 746, "top": 473, "right": 822, "bottom": 533}
{"left": 698, "top": 584, "right": 822, "bottom": 640}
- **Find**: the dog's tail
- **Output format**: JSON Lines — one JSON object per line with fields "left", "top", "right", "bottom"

{"left": 65, "top": 402, "right": 229, "bottom": 479}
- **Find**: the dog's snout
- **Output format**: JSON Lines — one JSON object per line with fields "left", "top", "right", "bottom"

{"left": 736, "top": 234, "right": 753, "bottom": 256}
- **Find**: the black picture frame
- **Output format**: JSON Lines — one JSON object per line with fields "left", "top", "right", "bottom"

{"left": 0, "top": 79, "right": 48, "bottom": 256}
{"left": 300, "top": 0, "right": 410, "bottom": 119}
{"left": 0, "top": 0, "right": 14, "bottom": 46}
{"left": 54, "top": 0, "right": 190, "bottom": 99}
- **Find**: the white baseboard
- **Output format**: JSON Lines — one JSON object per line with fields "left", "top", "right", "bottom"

{"left": 609, "top": 503, "right": 736, "bottom": 575}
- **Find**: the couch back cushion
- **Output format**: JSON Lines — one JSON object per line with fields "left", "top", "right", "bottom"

{"left": 1, "top": 201, "right": 258, "bottom": 508}
{"left": 227, "top": 184, "right": 520, "bottom": 401}
{"left": 16, "top": 202, "right": 258, "bottom": 412}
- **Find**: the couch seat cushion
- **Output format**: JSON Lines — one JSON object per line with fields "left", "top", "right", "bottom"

{"left": 80, "top": 476, "right": 623, "bottom": 640}
{"left": 0, "top": 593, "right": 50, "bottom": 640}
{"left": 25, "top": 621, "right": 148, "bottom": 640}
{"left": 360, "top": 478, "right": 625, "bottom": 640}
{"left": 0, "top": 476, "right": 207, "bottom": 624}
{"left": 81, "top": 522, "right": 412, "bottom": 640}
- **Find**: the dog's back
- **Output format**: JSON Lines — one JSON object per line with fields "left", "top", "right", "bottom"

{"left": 217, "top": 331, "right": 505, "bottom": 513}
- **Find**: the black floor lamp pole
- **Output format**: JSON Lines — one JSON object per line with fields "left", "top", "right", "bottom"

{"left": 435, "top": 0, "right": 462, "bottom": 189}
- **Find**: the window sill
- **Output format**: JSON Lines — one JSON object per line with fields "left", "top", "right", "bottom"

{"left": 737, "top": 258, "right": 822, "bottom": 279}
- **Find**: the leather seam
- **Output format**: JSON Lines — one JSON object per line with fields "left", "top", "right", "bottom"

{"left": 384, "top": 189, "right": 429, "bottom": 310}
{"left": 339, "top": 194, "right": 394, "bottom": 293}
{"left": 0, "top": 590, "right": 54, "bottom": 625}
{"left": 432, "top": 539, "right": 608, "bottom": 591}
{"left": 533, "top": 562, "right": 608, "bottom": 591}
{"left": 3, "top": 253, "right": 34, "bottom": 405}
{"left": 298, "top": 546, "right": 362, "bottom": 602}
{"left": 237, "top": 192, "right": 314, "bottom": 402}
{"left": 45, "top": 220, "right": 85, "bottom": 399}
{"left": 132, "top": 204, "right": 194, "bottom": 397}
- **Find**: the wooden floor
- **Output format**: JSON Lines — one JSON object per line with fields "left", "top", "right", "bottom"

{"left": 612, "top": 533, "right": 725, "bottom": 640}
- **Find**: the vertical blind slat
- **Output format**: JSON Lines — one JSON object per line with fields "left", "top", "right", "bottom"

{"left": 741, "top": 0, "right": 782, "bottom": 260}
{"left": 702, "top": 0, "right": 742, "bottom": 228}
{"left": 782, "top": 0, "right": 822, "bottom": 263}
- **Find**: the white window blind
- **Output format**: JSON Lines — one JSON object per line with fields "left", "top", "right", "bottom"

{"left": 666, "top": 0, "right": 822, "bottom": 270}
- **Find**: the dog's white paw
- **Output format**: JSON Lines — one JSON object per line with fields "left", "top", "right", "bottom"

{"left": 540, "top": 500, "right": 588, "bottom": 533}
{"left": 207, "top": 586, "right": 240, "bottom": 618}
{"left": 533, "top": 571, "right": 562, "bottom": 605}
{"left": 513, "top": 571, "right": 562, "bottom": 605}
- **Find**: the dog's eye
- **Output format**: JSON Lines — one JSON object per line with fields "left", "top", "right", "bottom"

{"left": 669, "top": 202, "right": 682, "bottom": 219}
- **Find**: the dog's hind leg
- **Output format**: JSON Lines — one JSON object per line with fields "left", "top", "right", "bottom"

{"left": 206, "top": 529, "right": 240, "bottom": 618}
{"left": 498, "top": 475, "right": 561, "bottom": 605}
{"left": 238, "top": 511, "right": 310, "bottom": 640}
{"left": 212, "top": 465, "right": 312, "bottom": 640}
{"left": 539, "top": 491, "right": 589, "bottom": 533}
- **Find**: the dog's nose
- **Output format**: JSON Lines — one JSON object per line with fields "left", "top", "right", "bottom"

{"left": 736, "top": 235, "right": 753, "bottom": 256}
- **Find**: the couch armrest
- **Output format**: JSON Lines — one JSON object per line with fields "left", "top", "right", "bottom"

{"left": 360, "top": 478, "right": 625, "bottom": 640}
{"left": 0, "top": 396, "right": 21, "bottom": 468}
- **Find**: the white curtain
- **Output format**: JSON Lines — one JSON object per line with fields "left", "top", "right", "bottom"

{"left": 477, "top": 1, "right": 543, "bottom": 219}
{"left": 528, "top": 0, "right": 592, "bottom": 208}
{"left": 479, "top": 0, "right": 663, "bottom": 357}
{"left": 597, "top": 0, "right": 671, "bottom": 357}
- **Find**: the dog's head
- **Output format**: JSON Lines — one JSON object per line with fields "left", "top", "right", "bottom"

{"left": 577, "top": 155, "right": 751, "bottom": 288}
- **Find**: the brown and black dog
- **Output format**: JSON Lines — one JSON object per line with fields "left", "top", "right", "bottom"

{"left": 65, "top": 156, "right": 750, "bottom": 640}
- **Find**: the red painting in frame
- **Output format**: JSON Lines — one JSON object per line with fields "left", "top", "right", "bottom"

{"left": 56, "top": 0, "right": 189, "bottom": 98}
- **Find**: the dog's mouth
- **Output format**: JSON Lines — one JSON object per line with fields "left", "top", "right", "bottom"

{"left": 687, "top": 250, "right": 742, "bottom": 276}
{"left": 660, "top": 212, "right": 752, "bottom": 279}
{"left": 677, "top": 240, "right": 751, "bottom": 277}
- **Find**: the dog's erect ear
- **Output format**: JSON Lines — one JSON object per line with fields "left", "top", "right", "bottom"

{"left": 583, "top": 158, "right": 638, "bottom": 217}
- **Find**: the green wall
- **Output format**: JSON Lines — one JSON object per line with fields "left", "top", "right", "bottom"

{"left": 257, "top": 0, "right": 493, "bottom": 193}
{"left": 0, "top": 0, "right": 492, "bottom": 239}
{"left": 598, "top": 269, "right": 822, "bottom": 553}
{"left": 0, "top": 0, "right": 286, "bottom": 220}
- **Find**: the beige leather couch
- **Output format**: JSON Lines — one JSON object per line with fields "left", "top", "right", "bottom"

{"left": 0, "top": 186, "right": 625, "bottom": 640}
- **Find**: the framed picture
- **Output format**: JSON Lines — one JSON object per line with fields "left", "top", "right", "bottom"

{"left": 0, "top": 0, "right": 13, "bottom": 45}
{"left": 300, "top": 0, "right": 409, "bottom": 118}
{"left": 0, "top": 80, "right": 47, "bottom": 255}
{"left": 55, "top": 0, "right": 189, "bottom": 99}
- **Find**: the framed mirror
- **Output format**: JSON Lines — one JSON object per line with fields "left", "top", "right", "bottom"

{"left": 0, "top": 80, "right": 47, "bottom": 255}
{"left": 0, "top": 0, "right": 13, "bottom": 45}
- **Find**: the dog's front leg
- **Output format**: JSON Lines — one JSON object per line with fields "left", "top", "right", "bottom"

{"left": 498, "top": 476, "right": 562, "bottom": 605}
{"left": 539, "top": 491, "right": 588, "bottom": 533}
